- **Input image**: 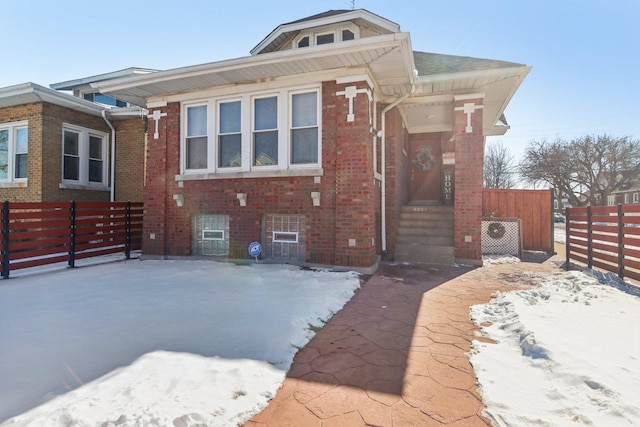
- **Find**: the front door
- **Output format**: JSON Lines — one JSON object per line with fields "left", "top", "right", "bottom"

{"left": 409, "top": 134, "right": 442, "bottom": 203}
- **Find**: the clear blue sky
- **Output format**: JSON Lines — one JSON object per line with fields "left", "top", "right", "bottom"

{"left": 3, "top": 0, "right": 639, "bottom": 162}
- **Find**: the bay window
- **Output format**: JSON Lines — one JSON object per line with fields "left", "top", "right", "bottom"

{"left": 182, "top": 85, "right": 320, "bottom": 176}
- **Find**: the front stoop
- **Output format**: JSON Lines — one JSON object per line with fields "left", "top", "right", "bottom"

{"left": 394, "top": 204, "right": 455, "bottom": 264}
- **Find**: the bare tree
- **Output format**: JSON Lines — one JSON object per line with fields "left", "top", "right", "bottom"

{"left": 519, "top": 134, "right": 640, "bottom": 206}
{"left": 484, "top": 141, "right": 517, "bottom": 188}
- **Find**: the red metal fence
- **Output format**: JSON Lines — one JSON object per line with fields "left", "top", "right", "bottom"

{"left": 566, "top": 204, "right": 640, "bottom": 281}
{"left": 0, "top": 201, "right": 143, "bottom": 278}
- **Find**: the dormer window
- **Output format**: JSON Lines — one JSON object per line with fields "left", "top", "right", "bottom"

{"left": 342, "top": 29, "right": 355, "bottom": 41}
{"left": 293, "top": 23, "right": 359, "bottom": 49}
{"left": 297, "top": 36, "right": 310, "bottom": 48}
{"left": 316, "top": 32, "right": 334, "bottom": 45}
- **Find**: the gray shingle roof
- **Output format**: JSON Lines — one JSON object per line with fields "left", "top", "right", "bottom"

{"left": 413, "top": 51, "right": 525, "bottom": 76}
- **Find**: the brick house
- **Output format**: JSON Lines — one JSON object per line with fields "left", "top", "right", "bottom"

{"left": 0, "top": 78, "right": 146, "bottom": 203}
{"left": 94, "top": 9, "right": 530, "bottom": 272}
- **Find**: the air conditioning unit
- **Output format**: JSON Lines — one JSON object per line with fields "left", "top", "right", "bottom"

{"left": 481, "top": 217, "right": 522, "bottom": 257}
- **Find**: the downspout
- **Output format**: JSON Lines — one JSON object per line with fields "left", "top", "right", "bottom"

{"left": 381, "top": 81, "right": 415, "bottom": 253}
{"left": 101, "top": 110, "right": 116, "bottom": 202}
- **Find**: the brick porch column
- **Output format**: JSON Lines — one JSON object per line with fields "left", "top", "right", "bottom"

{"left": 333, "top": 82, "right": 377, "bottom": 270}
{"left": 453, "top": 94, "right": 484, "bottom": 265}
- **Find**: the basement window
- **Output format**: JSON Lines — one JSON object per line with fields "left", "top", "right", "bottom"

{"left": 202, "top": 229, "right": 225, "bottom": 240}
{"left": 273, "top": 232, "right": 299, "bottom": 243}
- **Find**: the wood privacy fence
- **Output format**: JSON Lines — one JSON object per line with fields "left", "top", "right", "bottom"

{"left": 482, "top": 188, "right": 554, "bottom": 252}
{"left": 0, "top": 201, "right": 143, "bottom": 278}
{"left": 566, "top": 204, "right": 640, "bottom": 282}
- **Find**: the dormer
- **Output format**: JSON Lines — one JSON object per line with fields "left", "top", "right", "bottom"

{"left": 251, "top": 9, "right": 400, "bottom": 55}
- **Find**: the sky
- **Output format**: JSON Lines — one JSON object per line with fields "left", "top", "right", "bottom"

{"left": 1, "top": 243, "right": 638, "bottom": 425}
{"left": 2, "top": 0, "right": 639, "bottom": 162}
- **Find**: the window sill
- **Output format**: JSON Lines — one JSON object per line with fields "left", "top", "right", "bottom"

{"left": 0, "top": 181, "right": 28, "bottom": 188}
{"left": 59, "top": 183, "right": 110, "bottom": 192}
{"left": 176, "top": 168, "right": 324, "bottom": 181}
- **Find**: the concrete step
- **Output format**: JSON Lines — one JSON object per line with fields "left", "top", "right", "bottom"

{"left": 394, "top": 243, "right": 455, "bottom": 264}
{"left": 396, "top": 234, "right": 453, "bottom": 245}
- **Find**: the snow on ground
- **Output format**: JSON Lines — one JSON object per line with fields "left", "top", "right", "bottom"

{"left": 0, "top": 259, "right": 360, "bottom": 426}
{"left": 472, "top": 225, "right": 640, "bottom": 426}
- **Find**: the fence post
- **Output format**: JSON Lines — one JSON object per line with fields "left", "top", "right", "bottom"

{"left": 125, "top": 201, "right": 131, "bottom": 260}
{"left": 68, "top": 201, "right": 76, "bottom": 269}
{"left": 2, "top": 201, "right": 10, "bottom": 279}
{"left": 618, "top": 204, "right": 624, "bottom": 279}
{"left": 587, "top": 206, "right": 593, "bottom": 269}
{"left": 564, "top": 207, "right": 570, "bottom": 270}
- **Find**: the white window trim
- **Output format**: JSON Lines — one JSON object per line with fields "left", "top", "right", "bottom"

{"left": 0, "top": 120, "right": 28, "bottom": 184}
{"left": 634, "top": 193, "right": 639, "bottom": 203}
{"left": 273, "top": 231, "right": 299, "bottom": 243}
{"left": 180, "top": 85, "right": 321, "bottom": 178}
{"left": 60, "top": 123, "right": 110, "bottom": 190}
{"left": 292, "top": 22, "right": 360, "bottom": 49}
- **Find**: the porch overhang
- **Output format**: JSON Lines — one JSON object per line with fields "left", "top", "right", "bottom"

{"left": 93, "top": 33, "right": 416, "bottom": 107}
{"left": 398, "top": 65, "right": 531, "bottom": 136}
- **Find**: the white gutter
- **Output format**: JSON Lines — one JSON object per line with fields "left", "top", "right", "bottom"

{"left": 381, "top": 80, "right": 415, "bottom": 252}
{"left": 101, "top": 110, "right": 116, "bottom": 202}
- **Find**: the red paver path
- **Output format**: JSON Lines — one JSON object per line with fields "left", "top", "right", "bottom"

{"left": 244, "top": 253, "right": 562, "bottom": 426}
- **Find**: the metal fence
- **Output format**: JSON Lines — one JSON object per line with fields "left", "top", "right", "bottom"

{"left": 566, "top": 204, "right": 640, "bottom": 281}
{"left": 0, "top": 201, "right": 143, "bottom": 278}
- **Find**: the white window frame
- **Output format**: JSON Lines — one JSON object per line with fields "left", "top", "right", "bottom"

{"left": 252, "top": 94, "right": 279, "bottom": 170}
{"left": 625, "top": 193, "right": 630, "bottom": 204}
{"left": 180, "top": 85, "right": 321, "bottom": 177}
{"left": 202, "top": 229, "right": 225, "bottom": 241}
{"left": 634, "top": 193, "right": 639, "bottom": 203}
{"left": 184, "top": 103, "right": 209, "bottom": 172}
{"left": 61, "top": 124, "right": 109, "bottom": 189}
{"left": 0, "top": 120, "right": 28, "bottom": 184}
{"left": 607, "top": 195, "right": 616, "bottom": 206}
{"left": 273, "top": 231, "right": 299, "bottom": 243}
{"left": 293, "top": 23, "right": 360, "bottom": 49}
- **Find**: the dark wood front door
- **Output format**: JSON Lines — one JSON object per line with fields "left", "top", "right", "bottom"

{"left": 409, "top": 134, "right": 442, "bottom": 203}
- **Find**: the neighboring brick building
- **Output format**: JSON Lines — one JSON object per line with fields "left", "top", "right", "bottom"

{"left": 93, "top": 9, "right": 530, "bottom": 271}
{"left": 0, "top": 82, "right": 146, "bottom": 203}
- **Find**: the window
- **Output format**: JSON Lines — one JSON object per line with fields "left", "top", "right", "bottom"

{"left": 182, "top": 86, "right": 320, "bottom": 175}
{"left": 607, "top": 195, "right": 616, "bottom": 206}
{"left": 625, "top": 193, "right": 630, "bottom": 204}
{"left": 62, "top": 125, "right": 108, "bottom": 187}
{"left": 294, "top": 24, "right": 359, "bottom": 49}
{"left": 253, "top": 96, "right": 278, "bottom": 166}
{"left": 634, "top": 193, "right": 639, "bottom": 203}
{"left": 186, "top": 105, "right": 207, "bottom": 169}
{"left": 342, "top": 29, "right": 355, "bottom": 41}
{"left": 291, "top": 92, "right": 318, "bottom": 164}
{"left": 316, "top": 32, "right": 334, "bottom": 45}
{"left": 0, "top": 121, "right": 28, "bottom": 182}
{"left": 83, "top": 92, "right": 127, "bottom": 107}
{"left": 297, "top": 36, "right": 310, "bottom": 48}
{"left": 218, "top": 101, "right": 242, "bottom": 168}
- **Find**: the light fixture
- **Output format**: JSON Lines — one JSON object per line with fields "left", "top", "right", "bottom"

{"left": 369, "top": 125, "right": 382, "bottom": 138}
{"left": 311, "top": 192, "right": 321, "bottom": 206}
{"left": 237, "top": 193, "right": 247, "bottom": 207}
{"left": 172, "top": 194, "right": 184, "bottom": 207}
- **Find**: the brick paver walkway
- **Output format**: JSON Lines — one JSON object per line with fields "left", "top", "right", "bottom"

{"left": 245, "top": 252, "right": 563, "bottom": 426}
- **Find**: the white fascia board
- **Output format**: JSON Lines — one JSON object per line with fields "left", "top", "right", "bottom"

{"left": 50, "top": 68, "right": 158, "bottom": 91}
{"left": 95, "top": 33, "right": 412, "bottom": 95}
{"left": 251, "top": 10, "right": 400, "bottom": 55}
{"left": 0, "top": 82, "right": 107, "bottom": 116}
{"left": 416, "top": 65, "right": 530, "bottom": 85}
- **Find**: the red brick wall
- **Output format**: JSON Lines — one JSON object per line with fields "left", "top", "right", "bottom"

{"left": 382, "top": 107, "right": 410, "bottom": 254}
{"left": 453, "top": 97, "right": 484, "bottom": 263}
{"left": 142, "top": 80, "right": 380, "bottom": 268}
